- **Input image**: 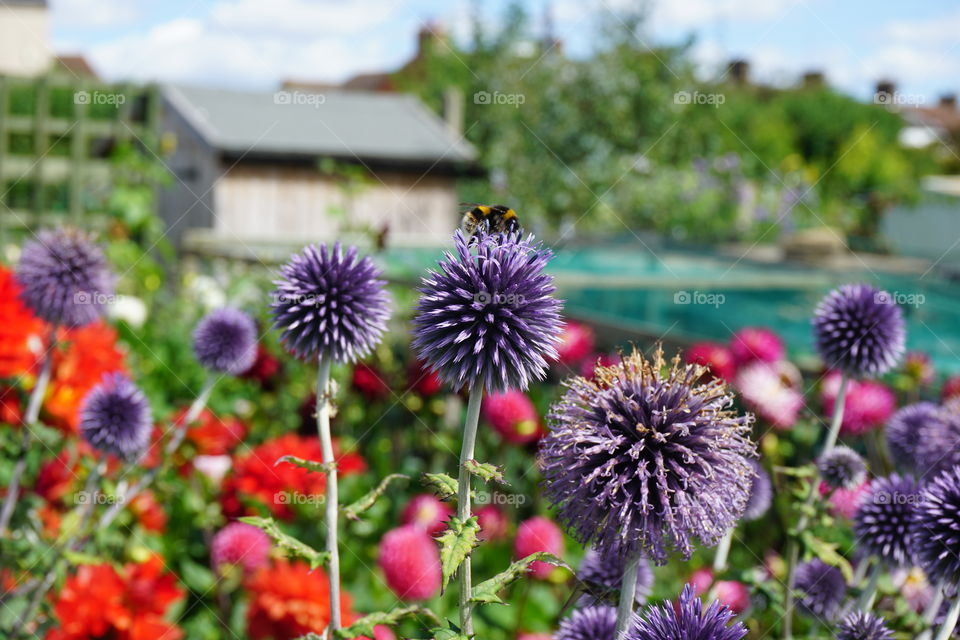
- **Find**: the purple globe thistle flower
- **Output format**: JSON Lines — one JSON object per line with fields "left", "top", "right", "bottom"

{"left": 270, "top": 243, "right": 390, "bottom": 363}
{"left": 16, "top": 228, "right": 114, "bottom": 328}
{"left": 911, "top": 467, "right": 960, "bottom": 588}
{"left": 743, "top": 460, "right": 773, "bottom": 521}
{"left": 818, "top": 445, "right": 867, "bottom": 490}
{"left": 854, "top": 473, "right": 921, "bottom": 567}
{"left": 412, "top": 231, "right": 562, "bottom": 393}
{"left": 630, "top": 584, "right": 747, "bottom": 640}
{"left": 912, "top": 410, "right": 960, "bottom": 477}
{"left": 836, "top": 611, "right": 893, "bottom": 640}
{"left": 193, "top": 308, "right": 258, "bottom": 375}
{"left": 794, "top": 559, "right": 846, "bottom": 620}
{"left": 812, "top": 283, "right": 905, "bottom": 378}
{"left": 79, "top": 373, "right": 152, "bottom": 459}
{"left": 555, "top": 605, "right": 619, "bottom": 640}
{"left": 539, "top": 348, "right": 756, "bottom": 564}
{"left": 576, "top": 548, "right": 653, "bottom": 607}
{"left": 886, "top": 402, "right": 942, "bottom": 471}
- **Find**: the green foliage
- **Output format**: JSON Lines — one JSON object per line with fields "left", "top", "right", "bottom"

{"left": 342, "top": 473, "right": 409, "bottom": 521}
{"left": 463, "top": 460, "right": 507, "bottom": 485}
{"left": 332, "top": 605, "right": 441, "bottom": 639}
{"left": 275, "top": 455, "right": 335, "bottom": 475}
{"left": 422, "top": 472, "right": 459, "bottom": 501}
{"left": 237, "top": 516, "right": 330, "bottom": 570}
{"left": 395, "top": 4, "right": 934, "bottom": 245}
{"left": 437, "top": 516, "right": 481, "bottom": 590}
{"left": 470, "top": 552, "right": 568, "bottom": 605}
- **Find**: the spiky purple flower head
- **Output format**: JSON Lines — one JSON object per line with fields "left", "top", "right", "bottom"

{"left": 555, "top": 605, "right": 619, "bottom": 640}
{"left": 270, "top": 243, "right": 390, "bottom": 363}
{"left": 794, "top": 559, "right": 846, "bottom": 620}
{"left": 911, "top": 467, "right": 960, "bottom": 588}
{"left": 818, "top": 445, "right": 867, "bottom": 490}
{"left": 539, "top": 348, "right": 757, "bottom": 564}
{"left": 854, "top": 473, "right": 921, "bottom": 567}
{"left": 16, "top": 228, "right": 114, "bottom": 328}
{"left": 886, "top": 402, "right": 942, "bottom": 471}
{"left": 812, "top": 283, "right": 905, "bottom": 378}
{"left": 629, "top": 585, "right": 747, "bottom": 640}
{"left": 744, "top": 460, "right": 773, "bottom": 521}
{"left": 412, "top": 230, "right": 562, "bottom": 393}
{"left": 79, "top": 373, "right": 152, "bottom": 460}
{"left": 576, "top": 548, "right": 653, "bottom": 607}
{"left": 912, "top": 409, "right": 960, "bottom": 477}
{"left": 836, "top": 611, "right": 893, "bottom": 640}
{"left": 193, "top": 308, "right": 258, "bottom": 374}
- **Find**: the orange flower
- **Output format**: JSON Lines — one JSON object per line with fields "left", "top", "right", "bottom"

{"left": 183, "top": 408, "right": 247, "bottom": 456}
{"left": 221, "top": 434, "right": 366, "bottom": 520}
{"left": 45, "top": 321, "right": 126, "bottom": 432}
{"left": 130, "top": 491, "right": 167, "bottom": 533}
{"left": 246, "top": 560, "right": 354, "bottom": 640}
{"left": 0, "top": 266, "right": 45, "bottom": 379}
{"left": 47, "top": 554, "right": 183, "bottom": 640}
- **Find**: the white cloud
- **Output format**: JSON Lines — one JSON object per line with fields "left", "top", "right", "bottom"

{"left": 209, "top": 0, "right": 401, "bottom": 37}
{"left": 50, "top": 0, "right": 139, "bottom": 30}
{"left": 83, "top": 5, "right": 411, "bottom": 89}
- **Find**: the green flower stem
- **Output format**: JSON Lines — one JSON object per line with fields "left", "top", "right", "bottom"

{"left": 316, "top": 357, "right": 342, "bottom": 636}
{"left": 857, "top": 560, "right": 882, "bottom": 611}
{"left": 783, "top": 371, "right": 850, "bottom": 640}
{"left": 457, "top": 381, "right": 484, "bottom": 637}
{"left": 924, "top": 581, "right": 945, "bottom": 625}
{"left": 0, "top": 330, "right": 56, "bottom": 534}
{"left": 936, "top": 596, "right": 960, "bottom": 640}
{"left": 615, "top": 555, "right": 641, "bottom": 639}
{"left": 713, "top": 528, "right": 734, "bottom": 572}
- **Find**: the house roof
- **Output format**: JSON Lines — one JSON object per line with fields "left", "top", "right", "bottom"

{"left": 162, "top": 84, "right": 476, "bottom": 167}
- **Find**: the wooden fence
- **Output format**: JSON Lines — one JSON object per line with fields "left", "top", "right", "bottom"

{"left": 0, "top": 73, "right": 160, "bottom": 240}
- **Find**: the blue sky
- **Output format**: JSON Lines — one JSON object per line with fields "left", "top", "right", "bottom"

{"left": 48, "top": 0, "right": 960, "bottom": 103}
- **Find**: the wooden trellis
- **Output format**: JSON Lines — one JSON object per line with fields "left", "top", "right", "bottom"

{"left": 0, "top": 73, "right": 160, "bottom": 240}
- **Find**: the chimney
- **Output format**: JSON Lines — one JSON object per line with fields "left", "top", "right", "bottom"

{"left": 875, "top": 80, "right": 896, "bottom": 102}
{"left": 940, "top": 93, "right": 957, "bottom": 110}
{"left": 728, "top": 59, "right": 750, "bottom": 85}
{"left": 802, "top": 70, "right": 825, "bottom": 88}
{"left": 443, "top": 87, "right": 464, "bottom": 137}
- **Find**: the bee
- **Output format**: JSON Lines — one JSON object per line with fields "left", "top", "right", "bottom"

{"left": 460, "top": 203, "right": 522, "bottom": 238}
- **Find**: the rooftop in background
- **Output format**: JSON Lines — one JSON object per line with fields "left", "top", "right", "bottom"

{"left": 162, "top": 83, "right": 476, "bottom": 170}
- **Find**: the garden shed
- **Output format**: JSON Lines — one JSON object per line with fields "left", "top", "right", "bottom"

{"left": 158, "top": 84, "right": 477, "bottom": 249}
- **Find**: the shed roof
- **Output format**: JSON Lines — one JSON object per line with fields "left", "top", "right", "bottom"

{"left": 162, "top": 84, "right": 476, "bottom": 167}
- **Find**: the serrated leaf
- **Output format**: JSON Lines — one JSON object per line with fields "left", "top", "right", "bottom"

{"left": 275, "top": 455, "right": 335, "bottom": 475}
{"left": 422, "top": 472, "right": 458, "bottom": 501}
{"left": 801, "top": 531, "right": 854, "bottom": 582}
{"left": 470, "top": 552, "right": 568, "bottom": 605}
{"left": 333, "top": 605, "right": 441, "bottom": 639}
{"left": 436, "top": 516, "right": 481, "bottom": 591}
{"left": 238, "top": 516, "right": 330, "bottom": 570}
{"left": 432, "top": 630, "right": 471, "bottom": 640}
{"left": 342, "top": 474, "right": 408, "bottom": 521}
{"left": 464, "top": 460, "right": 508, "bottom": 485}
